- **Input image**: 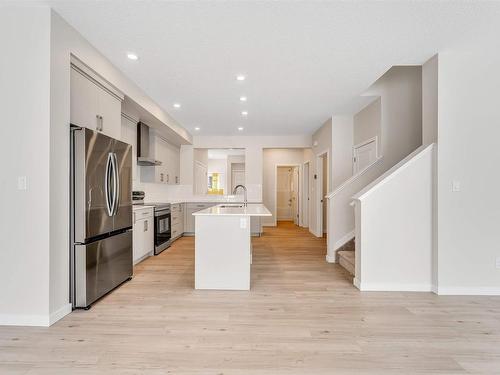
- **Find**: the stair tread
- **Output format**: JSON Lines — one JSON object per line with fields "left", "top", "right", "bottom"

{"left": 338, "top": 250, "right": 355, "bottom": 265}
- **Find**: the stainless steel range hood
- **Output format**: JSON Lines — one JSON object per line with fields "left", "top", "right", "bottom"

{"left": 137, "top": 122, "right": 162, "bottom": 166}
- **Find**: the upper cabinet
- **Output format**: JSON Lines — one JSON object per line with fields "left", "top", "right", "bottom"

{"left": 70, "top": 61, "right": 124, "bottom": 140}
{"left": 138, "top": 130, "right": 180, "bottom": 185}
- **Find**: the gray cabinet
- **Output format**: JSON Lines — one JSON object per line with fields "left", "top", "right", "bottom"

{"left": 184, "top": 203, "right": 217, "bottom": 235}
{"left": 140, "top": 132, "right": 180, "bottom": 185}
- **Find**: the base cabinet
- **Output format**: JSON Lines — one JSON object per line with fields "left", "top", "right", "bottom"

{"left": 133, "top": 207, "right": 154, "bottom": 264}
{"left": 171, "top": 203, "right": 184, "bottom": 240}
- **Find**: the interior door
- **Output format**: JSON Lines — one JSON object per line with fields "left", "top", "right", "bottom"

{"left": 112, "top": 139, "right": 133, "bottom": 231}
{"left": 79, "top": 128, "right": 115, "bottom": 240}
{"left": 291, "top": 167, "right": 299, "bottom": 225}
{"left": 277, "top": 167, "right": 292, "bottom": 220}
{"left": 353, "top": 139, "right": 377, "bottom": 174}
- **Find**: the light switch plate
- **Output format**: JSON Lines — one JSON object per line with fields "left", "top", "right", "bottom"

{"left": 452, "top": 180, "right": 461, "bottom": 192}
{"left": 240, "top": 218, "right": 247, "bottom": 229}
{"left": 496, "top": 257, "right": 500, "bottom": 269}
{"left": 17, "top": 176, "right": 27, "bottom": 190}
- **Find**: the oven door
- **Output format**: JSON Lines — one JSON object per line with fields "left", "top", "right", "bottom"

{"left": 154, "top": 211, "right": 171, "bottom": 254}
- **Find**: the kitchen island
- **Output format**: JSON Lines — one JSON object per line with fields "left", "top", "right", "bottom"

{"left": 193, "top": 204, "right": 272, "bottom": 290}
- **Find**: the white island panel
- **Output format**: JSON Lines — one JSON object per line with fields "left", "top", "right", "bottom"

{"left": 195, "top": 215, "right": 251, "bottom": 290}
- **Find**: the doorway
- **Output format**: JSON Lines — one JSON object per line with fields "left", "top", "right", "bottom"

{"left": 316, "top": 151, "right": 329, "bottom": 237}
{"left": 276, "top": 166, "right": 300, "bottom": 225}
{"left": 302, "top": 161, "right": 310, "bottom": 228}
{"left": 353, "top": 137, "right": 378, "bottom": 174}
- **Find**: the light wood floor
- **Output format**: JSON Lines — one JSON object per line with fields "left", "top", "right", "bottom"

{"left": 2, "top": 222, "right": 500, "bottom": 374}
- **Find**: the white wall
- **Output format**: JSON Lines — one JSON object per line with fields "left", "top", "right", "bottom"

{"left": 353, "top": 98, "right": 381, "bottom": 152}
{"left": 262, "top": 149, "right": 310, "bottom": 226}
{"left": 437, "top": 28, "right": 500, "bottom": 294}
{"left": 331, "top": 115, "right": 354, "bottom": 189}
{"left": 353, "top": 145, "right": 435, "bottom": 291}
{"left": 328, "top": 66, "right": 423, "bottom": 262}
{"left": 0, "top": 6, "right": 51, "bottom": 326}
{"left": 422, "top": 55, "right": 438, "bottom": 146}
{"left": 1, "top": 6, "right": 191, "bottom": 325}
{"left": 312, "top": 119, "right": 332, "bottom": 189}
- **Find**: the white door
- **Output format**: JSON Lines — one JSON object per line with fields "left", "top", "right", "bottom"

{"left": 302, "top": 162, "right": 309, "bottom": 227}
{"left": 291, "top": 167, "right": 299, "bottom": 225}
{"left": 353, "top": 138, "right": 377, "bottom": 174}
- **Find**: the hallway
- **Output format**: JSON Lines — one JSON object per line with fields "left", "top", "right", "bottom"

{"left": 1, "top": 223, "right": 500, "bottom": 374}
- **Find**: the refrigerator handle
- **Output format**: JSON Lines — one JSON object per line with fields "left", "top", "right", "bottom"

{"left": 105, "top": 153, "right": 114, "bottom": 216}
{"left": 112, "top": 153, "right": 120, "bottom": 216}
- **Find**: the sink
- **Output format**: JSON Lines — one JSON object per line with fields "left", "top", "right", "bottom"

{"left": 219, "top": 204, "right": 244, "bottom": 208}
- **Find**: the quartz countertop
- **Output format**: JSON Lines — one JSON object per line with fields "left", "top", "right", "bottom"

{"left": 192, "top": 203, "right": 272, "bottom": 217}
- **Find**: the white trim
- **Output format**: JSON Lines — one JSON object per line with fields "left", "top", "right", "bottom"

{"left": 49, "top": 303, "right": 72, "bottom": 326}
{"left": 315, "top": 150, "right": 329, "bottom": 237}
{"left": 352, "top": 136, "right": 378, "bottom": 175}
{"left": 70, "top": 55, "right": 125, "bottom": 101}
{"left": 437, "top": 286, "right": 500, "bottom": 296}
{"left": 358, "top": 283, "right": 433, "bottom": 292}
{"left": 0, "top": 313, "right": 50, "bottom": 327}
{"left": 326, "top": 157, "right": 383, "bottom": 199}
{"left": 353, "top": 277, "right": 361, "bottom": 289}
{"left": 274, "top": 164, "right": 302, "bottom": 227}
{"left": 325, "top": 254, "right": 336, "bottom": 263}
{"left": 333, "top": 230, "right": 355, "bottom": 251}
{"left": 353, "top": 143, "right": 435, "bottom": 201}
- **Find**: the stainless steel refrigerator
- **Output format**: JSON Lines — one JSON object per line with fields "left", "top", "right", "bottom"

{"left": 70, "top": 126, "right": 133, "bottom": 309}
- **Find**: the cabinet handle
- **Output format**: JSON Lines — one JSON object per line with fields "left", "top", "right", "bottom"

{"left": 96, "top": 114, "right": 100, "bottom": 131}
{"left": 167, "top": 174, "right": 170, "bottom": 183}
{"left": 160, "top": 173, "right": 164, "bottom": 182}
{"left": 144, "top": 220, "right": 148, "bottom": 232}
{"left": 100, "top": 115, "right": 104, "bottom": 131}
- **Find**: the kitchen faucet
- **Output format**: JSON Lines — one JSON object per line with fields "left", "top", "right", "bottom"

{"left": 232, "top": 184, "right": 247, "bottom": 207}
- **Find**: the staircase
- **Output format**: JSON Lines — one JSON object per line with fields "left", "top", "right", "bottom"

{"left": 337, "top": 238, "right": 355, "bottom": 276}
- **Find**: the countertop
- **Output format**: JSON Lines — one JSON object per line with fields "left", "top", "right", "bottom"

{"left": 192, "top": 203, "right": 272, "bottom": 217}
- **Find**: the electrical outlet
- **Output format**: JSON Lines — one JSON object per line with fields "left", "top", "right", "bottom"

{"left": 452, "top": 180, "right": 461, "bottom": 192}
{"left": 496, "top": 257, "right": 500, "bottom": 269}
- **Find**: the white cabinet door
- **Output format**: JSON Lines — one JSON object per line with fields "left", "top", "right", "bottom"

{"left": 70, "top": 68, "right": 100, "bottom": 130}
{"left": 133, "top": 218, "right": 145, "bottom": 264}
{"left": 70, "top": 66, "right": 122, "bottom": 139}
{"left": 121, "top": 114, "right": 138, "bottom": 181}
{"left": 97, "top": 86, "right": 122, "bottom": 139}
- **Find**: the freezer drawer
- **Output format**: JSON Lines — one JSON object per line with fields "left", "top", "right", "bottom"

{"left": 74, "top": 230, "right": 132, "bottom": 308}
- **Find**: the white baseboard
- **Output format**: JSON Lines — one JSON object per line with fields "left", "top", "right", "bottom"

{"left": 353, "top": 277, "right": 361, "bottom": 289}
{"left": 333, "top": 230, "right": 355, "bottom": 251}
{"left": 0, "top": 313, "right": 50, "bottom": 327}
{"left": 325, "top": 254, "right": 336, "bottom": 263}
{"left": 437, "top": 286, "right": 500, "bottom": 296}
{"left": 358, "top": 282, "right": 433, "bottom": 292}
{"left": 49, "top": 303, "right": 72, "bottom": 326}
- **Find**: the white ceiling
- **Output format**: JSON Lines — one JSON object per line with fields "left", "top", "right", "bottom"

{"left": 45, "top": 0, "right": 500, "bottom": 136}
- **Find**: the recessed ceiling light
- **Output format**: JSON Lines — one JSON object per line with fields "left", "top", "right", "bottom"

{"left": 236, "top": 75, "right": 246, "bottom": 81}
{"left": 240, "top": 96, "right": 247, "bottom": 102}
{"left": 194, "top": 127, "right": 200, "bottom": 131}
{"left": 238, "top": 127, "right": 244, "bottom": 131}
{"left": 241, "top": 111, "right": 248, "bottom": 116}
{"left": 127, "top": 52, "right": 139, "bottom": 60}
{"left": 173, "top": 103, "right": 181, "bottom": 109}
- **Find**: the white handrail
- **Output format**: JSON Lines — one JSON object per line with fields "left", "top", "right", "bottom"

{"left": 325, "top": 157, "right": 384, "bottom": 199}
{"left": 352, "top": 143, "right": 435, "bottom": 201}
